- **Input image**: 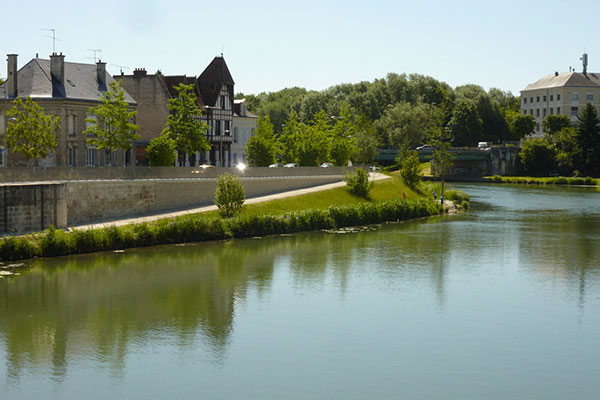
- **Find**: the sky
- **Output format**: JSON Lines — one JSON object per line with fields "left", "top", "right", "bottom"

{"left": 2, "top": 0, "right": 600, "bottom": 96}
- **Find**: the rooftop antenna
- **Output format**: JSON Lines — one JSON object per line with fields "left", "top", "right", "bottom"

{"left": 110, "top": 63, "right": 130, "bottom": 74}
{"left": 41, "top": 28, "right": 58, "bottom": 53}
{"left": 87, "top": 49, "right": 102, "bottom": 63}
{"left": 580, "top": 53, "right": 588, "bottom": 76}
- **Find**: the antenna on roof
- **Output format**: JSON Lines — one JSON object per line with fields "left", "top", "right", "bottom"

{"left": 87, "top": 49, "right": 102, "bottom": 63}
{"left": 580, "top": 53, "right": 588, "bottom": 76}
{"left": 41, "top": 28, "right": 59, "bottom": 53}
{"left": 110, "top": 64, "right": 130, "bottom": 74}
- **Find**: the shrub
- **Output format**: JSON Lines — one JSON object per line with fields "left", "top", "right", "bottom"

{"left": 399, "top": 152, "right": 422, "bottom": 189}
{"left": 214, "top": 173, "right": 246, "bottom": 218}
{"left": 583, "top": 177, "right": 596, "bottom": 185}
{"left": 0, "top": 236, "right": 39, "bottom": 261}
{"left": 147, "top": 135, "right": 177, "bottom": 166}
{"left": 568, "top": 177, "right": 585, "bottom": 186}
{"left": 343, "top": 168, "right": 374, "bottom": 198}
{"left": 490, "top": 175, "right": 503, "bottom": 183}
{"left": 445, "top": 190, "right": 470, "bottom": 203}
{"left": 552, "top": 177, "right": 568, "bottom": 185}
{"left": 39, "top": 226, "right": 72, "bottom": 257}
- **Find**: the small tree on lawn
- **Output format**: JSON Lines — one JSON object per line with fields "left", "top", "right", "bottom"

{"left": 6, "top": 97, "right": 60, "bottom": 166}
{"left": 399, "top": 151, "right": 422, "bottom": 189}
{"left": 84, "top": 80, "right": 139, "bottom": 165}
{"left": 161, "top": 83, "right": 211, "bottom": 164}
{"left": 147, "top": 135, "right": 177, "bottom": 166}
{"left": 214, "top": 173, "right": 245, "bottom": 218}
{"left": 344, "top": 168, "right": 374, "bottom": 198}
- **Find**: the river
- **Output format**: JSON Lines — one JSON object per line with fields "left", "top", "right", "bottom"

{"left": 1, "top": 183, "right": 599, "bottom": 399}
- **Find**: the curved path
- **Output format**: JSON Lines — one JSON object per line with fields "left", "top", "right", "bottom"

{"left": 70, "top": 173, "right": 391, "bottom": 231}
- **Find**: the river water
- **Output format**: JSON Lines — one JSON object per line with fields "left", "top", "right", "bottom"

{"left": 1, "top": 184, "right": 599, "bottom": 400}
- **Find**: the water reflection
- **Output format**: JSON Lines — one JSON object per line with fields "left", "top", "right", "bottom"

{"left": 0, "top": 183, "right": 599, "bottom": 397}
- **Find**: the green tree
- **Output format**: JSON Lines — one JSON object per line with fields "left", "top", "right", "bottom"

{"left": 431, "top": 127, "right": 454, "bottom": 194}
{"left": 376, "top": 102, "right": 438, "bottom": 152}
{"left": 279, "top": 112, "right": 302, "bottom": 163}
{"left": 245, "top": 117, "right": 278, "bottom": 166}
{"left": 399, "top": 151, "right": 422, "bottom": 188}
{"left": 161, "top": 83, "right": 210, "bottom": 162}
{"left": 296, "top": 110, "right": 330, "bottom": 166}
{"left": 329, "top": 106, "right": 357, "bottom": 166}
{"left": 214, "top": 173, "right": 245, "bottom": 218}
{"left": 574, "top": 103, "right": 600, "bottom": 176}
{"left": 84, "top": 80, "right": 139, "bottom": 165}
{"left": 147, "top": 136, "right": 177, "bottom": 166}
{"left": 6, "top": 97, "right": 60, "bottom": 166}
{"left": 542, "top": 114, "right": 571, "bottom": 136}
{"left": 351, "top": 114, "right": 379, "bottom": 164}
{"left": 506, "top": 110, "right": 535, "bottom": 140}
{"left": 550, "top": 127, "right": 578, "bottom": 175}
{"left": 344, "top": 168, "right": 374, "bottom": 198}
{"left": 519, "top": 138, "right": 557, "bottom": 176}
{"left": 448, "top": 99, "right": 482, "bottom": 146}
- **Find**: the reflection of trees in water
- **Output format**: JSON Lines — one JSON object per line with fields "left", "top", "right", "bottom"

{"left": 0, "top": 221, "right": 457, "bottom": 381}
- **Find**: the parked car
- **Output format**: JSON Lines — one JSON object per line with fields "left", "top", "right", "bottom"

{"left": 478, "top": 142, "right": 490, "bottom": 148}
{"left": 320, "top": 162, "right": 333, "bottom": 168}
{"left": 269, "top": 163, "right": 283, "bottom": 168}
{"left": 416, "top": 144, "right": 434, "bottom": 151}
{"left": 283, "top": 163, "right": 298, "bottom": 168}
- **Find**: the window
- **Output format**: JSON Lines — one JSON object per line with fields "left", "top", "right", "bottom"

{"left": 550, "top": 108, "right": 554, "bottom": 115}
{"left": 242, "top": 128, "right": 247, "bottom": 144}
{"left": 557, "top": 94, "right": 561, "bottom": 101}
{"left": 587, "top": 93, "right": 594, "bottom": 102}
{"left": 543, "top": 109, "right": 546, "bottom": 117}
{"left": 215, "top": 119, "right": 221, "bottom": 135}
{"left": 543, "top": 95, "right": 546, "bottom": 102}
{"left": 572, "top": 93, "right": 579, "bottom": 102}
{"left": 0, "top": 146, "right": 5, "bottom": 167}
{"left": 68, "top": 115, "right": 74, "bottom": 136}
{"left": 536, "top": 109, "right": 540, "bottom": 117}
{"left": 87, "top": 147, "right": 97, "bottom": 166}
{"left": 571, "top": 106, "right": 578, "bottom": 116}
{"left": 86, "top": 115, "right": 97, "bottom": 132}
{"left": 68, "top": 147, "right": 75, "bottom": 166}
{"left": 536, "top": 123, "right": 540, "bottom": 131}
{"left": 224, "top": 120, "right": 230, "bottom": 135}
{"left": 524, "top": 97, "right": 527, "bottom": 104}
{"left": 550, "top": 95, "right": 554, "bottom": 101}
{"left": 233, "top": 127, "right": 238, "bottom": 143}
{"left": 557, "top": 107, "right": 560, "bottom": 114}
{"left": 536, "top": 96, "right": 540, "bottom": 103}
{"left": 530, "top": 110, "right": 533, "bottom": 115}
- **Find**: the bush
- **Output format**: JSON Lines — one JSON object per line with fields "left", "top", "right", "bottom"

{"left": 39, "top": 226, "right": 72, "bottom": 257}
{"left": 214, "top": 173, "right": 246, "bottom": 218}
{"left": 147, "top": 135, "right": 177, "bottom": 166}
{"left": 552, "top": 177, "right": 568, "bottom": 185}
{"left": 568, "top": 177, "right": 585, "bottom": 186}
{"left": 444, "top": 190, "right": 470, "bottom": 203}
{"left": 399, "top": 152, "right": 422, "bottom": 189}
{"left": 490, "top": 175, "right": 503, "bottom": 183}
{"left": 343, "top": 168, "right": 374, "bottom": 198}
{"left": 583, "top": 177, "right": 596, "bottom": 185}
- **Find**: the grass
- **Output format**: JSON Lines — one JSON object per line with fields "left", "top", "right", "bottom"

{"left": 487, "top": 175, "right": 599, "bottom": 186}
{"left": 0, "top": 174, "right": 468, "bottom": 262}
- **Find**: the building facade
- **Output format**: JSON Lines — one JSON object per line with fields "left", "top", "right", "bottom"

{"left": 521, "top": 56, "right": 600, "bottom": 136}
{"left": 0, "top": 53, "right": 137, "bottom": 167}
{"left": 119, "top": 56, "right": 241, "bottom": 167}
{"left": 232, "top": 99, "right": 258, "bottom": 165}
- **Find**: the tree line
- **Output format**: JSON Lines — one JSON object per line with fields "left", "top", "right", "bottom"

{"left": 237, "top": 73, "right": 534, "bottom": 160}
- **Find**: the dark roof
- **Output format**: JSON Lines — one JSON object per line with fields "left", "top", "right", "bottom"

{"left": 197, "top": 56, "right": 234, "bottom": 107}
{"left": 0, "top": 58, "right": 136, "bottom": 103}
{"left": 522, "top": 71, "right": 600, "bottom": 91}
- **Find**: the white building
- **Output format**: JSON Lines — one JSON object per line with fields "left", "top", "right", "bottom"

{"left": 231, "top": 99, "right": 258, "bottom": 165}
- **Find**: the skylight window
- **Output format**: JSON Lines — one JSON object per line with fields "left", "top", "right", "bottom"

{"left": 66, "top": 79, "right": 76, "bottom": 87}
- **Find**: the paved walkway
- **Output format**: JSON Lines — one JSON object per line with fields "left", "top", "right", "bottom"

{"left": 70, "top": 173, "right": 391, "bottom": 231}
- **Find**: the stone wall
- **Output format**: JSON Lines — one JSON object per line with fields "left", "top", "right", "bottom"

{"left": 0, "top": 183, "right": 67, "bottom": 234}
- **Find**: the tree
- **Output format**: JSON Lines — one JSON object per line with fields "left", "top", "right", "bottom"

{"left": 329, "top": 106, "right": 357, "bottom": 166}
{"left": 574, "top": 103, "right": 600, "bottom": 176}
{"left": 550, "top": 127, "right": 578, "bottom": 175}
{"left": 376, "top": 102, "right": 438, "bottom": 152}
{"left": 245, "top": 117, "right": 278, "bottom": 166}
{"left": 296, "top": 110, "right": 330, "bottom": 166}
{"left": 506, "top": 110, "right": 535, "bottom": 140}
{"left": 399, "top": 151, "right": 422, "bottom": 189}
{"left": 431, "top": 127, "right": 454, "bottom": 194}
{"left": 542, "top": 114, "right": 571, "bottom": 136}
{"left": 161, "top": 83, "right": 210, "bottom": 162}
{"left": 6, "top": 97, "right": 60, "bottom": 166}
{"left": 279, "top": 112, "right": 302, "bottom": 163}
{"left": 344, "top": 168, "right": 373, "bottom": 198}
{"left": 519, "top": 138, "right": 557, "bottom": 176}
{"left": 84, "top": 80, "right": 139, "bottom": 165}
{"left": 214, "top": 173, "right": 245, "bottom": 218}
{"left": 147, "top": 135, "right": 177, "bottom": 166}
{"left": 351, "top": 114, "right": 379, "bottom": 164}
{"left": 448, "top": 99, "right": 482, "bottom": 146}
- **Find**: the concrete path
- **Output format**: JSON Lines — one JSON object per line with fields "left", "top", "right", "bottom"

{"left": 70, "top": 173, "right": 391, "bottom": 231}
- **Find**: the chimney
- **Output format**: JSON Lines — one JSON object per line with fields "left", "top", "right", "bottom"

{"left": 7, "top": 54, "right": 18, "bottom": 98}
{"left": 133, "top": 68, "right": 147, "bottom": 77}
{"left": 96, "top": 60, "right": 107, "bottom": 91}
{"left": 50, "top": 52, "right": 65, "bottom": 97}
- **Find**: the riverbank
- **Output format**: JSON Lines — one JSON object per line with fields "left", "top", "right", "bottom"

{"left": 0, "top": 175, "right": 468, "bottom": 262}
{"left": 487, "top": 175, "right": 599, "bottom": 186}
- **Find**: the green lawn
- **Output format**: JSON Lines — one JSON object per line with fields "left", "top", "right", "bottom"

{"left": 201, "top": 174, "right": 423, "bottom": 219}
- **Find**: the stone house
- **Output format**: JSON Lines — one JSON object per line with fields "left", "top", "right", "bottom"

{"left": 0, "top": 53, "right": 137, "bottom": 167}
{"left": 232, "top": 99, "right": 258, "bottom": 165}
{"left": 119, "top": 56, "right": 255, "bottom": 166}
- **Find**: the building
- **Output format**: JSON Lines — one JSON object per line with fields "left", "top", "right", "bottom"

{"left": 0, "top": 53, "right": 137, "bottom": 167}
{"left": 521, "top": 53, "right": 600, "bottom": 136}
{"left": 119, "top": 56, "right": 249, "bottom": 167}
{"left": 232, "top": 99, "right": 258, "bottom": 165}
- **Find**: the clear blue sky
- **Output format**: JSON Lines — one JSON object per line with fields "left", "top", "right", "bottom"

{"left": 3, "top": 0, "right": 599, "bottom": 96}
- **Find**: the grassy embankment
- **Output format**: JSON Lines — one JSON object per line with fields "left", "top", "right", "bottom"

{"left": 487, "top": 175, "right": 599, "bottom": 186}
{"left": 0, "top": 174, "right": 468, "bottom": 262}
